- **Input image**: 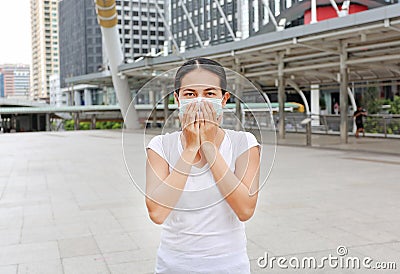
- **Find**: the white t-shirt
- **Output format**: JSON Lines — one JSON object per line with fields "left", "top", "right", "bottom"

{"left": 146, "top": 129, "right": 260, "bottom": 274}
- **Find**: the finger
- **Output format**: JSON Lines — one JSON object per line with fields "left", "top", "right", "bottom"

{"left": 204, "top": 101, "right": 214, "bottom": 123}
{"left": 199, "top": 102, "right": 206, "bottom": 123}
{"left": 183, "top": 102, "right": 195, "bottom": 129}
{"left": 199, "top": 107, "right": 205, "bottom": 127}
{"left": 187, "top": 102, "right": 196, "bottom": 122}
{"left": 189, "top": 103, "right": 198, "bottom": 125}
{"left": 207, "top": 101, "right": 217, "bottom": 122}
{"left": 195, "top": 111, "right": 200, "bottom": 130}
{"left": 183, "top": 104, "right": 191, "bottom": 128}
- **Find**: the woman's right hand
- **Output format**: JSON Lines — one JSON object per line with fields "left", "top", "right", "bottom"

{"left": 182, "top": 101, "right": 200, "bottom": 153}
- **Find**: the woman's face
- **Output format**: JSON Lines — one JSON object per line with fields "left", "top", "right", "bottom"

{"left": 174, "top": 69, "right": 230, "bottom": 106}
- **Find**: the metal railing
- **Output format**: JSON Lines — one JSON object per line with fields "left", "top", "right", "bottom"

{"left": 222, "top": 111, "right": 400, "bottom": 138}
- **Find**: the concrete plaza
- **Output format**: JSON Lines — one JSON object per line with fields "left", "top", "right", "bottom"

{"left": 0, "top": 130, "right": 399, "bottom": 273}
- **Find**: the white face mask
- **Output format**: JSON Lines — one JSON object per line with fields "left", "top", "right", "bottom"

{"left": 178, "top": 97, "right": 223, "bottom": 117}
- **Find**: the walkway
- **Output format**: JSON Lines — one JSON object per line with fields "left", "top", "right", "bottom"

{"left": 0, "top": 130, "right": 399, "bottom": 273}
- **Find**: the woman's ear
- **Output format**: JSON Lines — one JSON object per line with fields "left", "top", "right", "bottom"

{"left": 222, "top": 92, "right": 230, "bottom": 107}
{"left": 174, "top": 91, "right": 179, "bottom": 106}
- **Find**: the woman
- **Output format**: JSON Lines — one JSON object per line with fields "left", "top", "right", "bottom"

{"left": 146, "top": 57, "right": 261, "bottom": 274}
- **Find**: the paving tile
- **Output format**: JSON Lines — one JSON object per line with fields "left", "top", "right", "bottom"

{"left": 0, "top": 228, "right": 21, "bottom": 246}
{"left": 102, "top": 249, "right": 156, "bottom": 265}
{"left": 108, "top": 259, "right": 155, "bottom": 274}
{"left": 0, "top": 241, "right": 59, "bottom": 265}
{"left": 93, "top": 232, "right": 139, "bottom": 254}
{"left": 0, "top": 265, "right": 17, "bottom": 274}
{"left": 58, "top": 236, "right": 100, "bottom": 258}
{"left": 17, "top": 259, "right": 63, "bottom": 274}
{"left": 62, "top": 254, "right": 110, "bottom": 274}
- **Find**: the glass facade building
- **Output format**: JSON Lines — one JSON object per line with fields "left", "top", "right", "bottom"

{"left": 59, "top": 0, "right": 103, "bottom": 88}
{"left": 0, "top": 73, "right": 4, "bottom": 98}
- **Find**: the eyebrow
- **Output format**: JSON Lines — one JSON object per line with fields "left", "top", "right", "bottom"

{"left": 182, "top": 87, "right": 217, "bottom": 91}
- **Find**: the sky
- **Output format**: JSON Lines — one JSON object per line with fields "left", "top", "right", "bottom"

{"left": 0, "top": 0, "right": 32, "bottom": 65}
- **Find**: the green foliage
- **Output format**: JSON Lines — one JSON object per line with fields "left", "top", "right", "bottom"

{"left": 361, "top": 87, "right": 380, "bottom": 113}
{"left": 169, "top": 94, "right": 175, "bottom": 104}
{"left": 63, "top": 120, "right": 122, "bottom": 130}
{"left": 358, "top": 94, "right": 400, "bottom": 135}
{"left": 64, "top": 120, "right": 75, "bottom": 130}
{"left": 79, "top": 122, "right": 91, "bottom": 130}
{"left": 95, "top": 121, "right": 122, "bottom": 129}
{"left": 388, "top": 96, "right": 400, "bottom": 114}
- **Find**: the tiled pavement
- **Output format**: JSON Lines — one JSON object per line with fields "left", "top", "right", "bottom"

{"left": 0, "top": 130, "right": 399, "bottom": 273}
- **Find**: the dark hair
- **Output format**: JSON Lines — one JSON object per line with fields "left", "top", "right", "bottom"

{"left": 174, "top": 57, "right": 227, "bottom": 94}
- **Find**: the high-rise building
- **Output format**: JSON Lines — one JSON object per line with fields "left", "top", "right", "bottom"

{"left": 0, "top": 64, "right": 31, "bottom": 98}
{"left": 168, "top": 0, "right": 241, "bottom": 50}
{"left": 115, "top": 0, "right": 165, "bottom": 58}
{"left": 0, "top": 73, "right": 4, "bottom": 97}
{"left": 30, "top": 0, "right": 60, "bottom": 101}
{"left": 58, "top": 0, "right": 166, "bottom": 105}
{"left": 59, "top": 0, "right": 103, "bottom": 88}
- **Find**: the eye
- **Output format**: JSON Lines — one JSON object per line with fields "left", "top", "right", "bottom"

{"left": 206, "top": 91, "right": 216, "bottom": 96}
{"left": 183, "top": 92, "right": 195, "bottom": 97}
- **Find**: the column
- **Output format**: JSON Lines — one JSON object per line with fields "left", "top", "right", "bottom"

{"left": 340, "top": 42, "right": 349, "bottom": 143}
{"left": 310, "top": 84, "right": 320, "bottom": 126}
{"left": 162, "top": 83, "right": 169, "bottom": 127}
{"left": 149, "top": 90, "right": 157, "bottom": 128}
{"left": 90, "top": 114, "right": 96, "bottom": 130}
{"left": 84, "top": 89, "right": 92, "bottom": 106}
{"left": 45, "top": 114, "right": 50, "bottom": 131}
{"left": 234, "top": 60, "right": 243, "bottom": 131}
{"left": 74, "top": 90, "right": 81, "bottom": 106}
{"left": 74, "top": 113, "right": 80, "bottom": 130}
{"left": 277, "top": 53, "right": 286, "bottom": 139}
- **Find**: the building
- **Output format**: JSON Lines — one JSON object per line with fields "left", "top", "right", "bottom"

{"left": 251, "top": 0, "right": 394, "bottom": 35}
{"left": 0, "top": 64, "right": 30, "bottom": 99}
{"left": 30, "top": 0, "right": 59, "bottom": 101}
{"left": 59, "top": 0, "right": 166, "bottom": 106}
{"left": 115, "top": 0, "right": 166, "bottom": 59}
{"left": 168, "top": 0, "right": 241, "bottom": 51}
{"left": 49, "top": 74, "right": 67, "bottom": 106}
{"left": 59, "top": 0, "right": 103, "bottom": 89}
{"left": 0, "top": 73, "right": 4, "bottom": 97}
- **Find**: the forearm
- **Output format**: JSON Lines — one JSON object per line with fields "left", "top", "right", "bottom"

{"left": 146, "top": 148, "right": 196, "bottom": 223}
{"left": 201, "top": 143, "right": 258, "bottom": 221}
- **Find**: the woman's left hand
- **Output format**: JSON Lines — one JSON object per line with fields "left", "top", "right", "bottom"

{"left": 198, "top": 100, "right": 218, "bottom": 145}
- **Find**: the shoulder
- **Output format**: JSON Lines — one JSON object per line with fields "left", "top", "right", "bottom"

{"left": 224, "top": 129, "right": 260, "bottom": 159}
{"left": 148, "top": 131, "right": 180, "bottom": 144}
{"left": 146, "top": 131, "right": 180, "bottom": 159}
{"left": 225, "top": 129, "right": 257, "bottom": 142}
